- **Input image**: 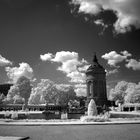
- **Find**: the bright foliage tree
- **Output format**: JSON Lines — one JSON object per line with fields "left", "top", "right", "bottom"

{"left": 28, "top": 79, "right": 76, "bottom": 105}
{"left": 109, "top": 81, "right": 140, "bottom": 104}
{"left": 0, "top": 93, "right": 5, "bottom": 104}
{"left": 4, "top": 84, "right": 20, "bottom": 104}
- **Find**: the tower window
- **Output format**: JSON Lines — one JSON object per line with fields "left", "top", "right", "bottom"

{"left": 90, "top": 82, "right": 93, "bottom": 94}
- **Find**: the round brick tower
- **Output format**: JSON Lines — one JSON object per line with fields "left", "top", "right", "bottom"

{"left": 86, "top": 53, "right": 108, "bottom": 107}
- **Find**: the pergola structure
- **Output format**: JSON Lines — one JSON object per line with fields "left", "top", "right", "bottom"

{"left": 121, "top": 103, "right": 140, "bottom": 112}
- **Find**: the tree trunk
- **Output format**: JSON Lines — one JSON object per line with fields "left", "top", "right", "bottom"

{"left": 24, "top": 99, "right": 28, "bottom": 110}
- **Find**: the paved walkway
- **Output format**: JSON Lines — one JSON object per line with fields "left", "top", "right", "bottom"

{"left": 1, "top": 124, "right": 140, "bottom": 140}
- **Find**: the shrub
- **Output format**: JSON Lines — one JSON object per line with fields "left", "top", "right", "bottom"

{"left": 4, "top": 111, "right": 11, "bottom": 119}
{"left": 11, "top": 111, "right": 18, "bottom": 120}
{"left": 80, "top": 112, "right": 110, "bottom": 122}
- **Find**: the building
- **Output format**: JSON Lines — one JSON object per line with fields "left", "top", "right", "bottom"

{"left": 86, "top": 54, "right": 108, "bottom": 107}
{"left": 0, "top": 84, "right": 13, "bottom": 96}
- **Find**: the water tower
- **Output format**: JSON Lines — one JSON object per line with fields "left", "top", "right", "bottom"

{"left": 86, "top": 53, "right": 108, "bottom": 107}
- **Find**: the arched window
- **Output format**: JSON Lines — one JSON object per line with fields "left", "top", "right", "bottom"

{"left": 89, "top": 81, "right": 93, "bottom": 95}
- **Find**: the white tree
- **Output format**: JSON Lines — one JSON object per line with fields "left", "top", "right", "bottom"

{"left": 28, "top": 79, "right": 58, "bottom": 105}
{"left": 124, "top": 82, "right": 136, "bottom": 103}
{"left": 4, "top": 85, "right": 19, "bottom": 104}
{"left": 28, "top": 79, "right": 76, "bottom": 105}
{"left": 109, "top": 81, "right": 140, "bottom": 104}
{"left": 28, "top": 90, "right": 46, "bottom": 105}
{"left": 125, "top": 83, "right": 140, "bottom": 103}
{"left": 109, "top": 81, "right": 128, "bottom": 104}
{"left": 13, "top": 95, "right": 24, "bottom": 104}
{"left": 130, "top": 91, "right": 140, "bottom": 103}
{"left": 0, "top": 93, "right": 5, "bottom": 104}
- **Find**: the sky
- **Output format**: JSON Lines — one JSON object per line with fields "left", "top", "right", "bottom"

{"left": 0, "top": 0, "right": 140, "bottom": 96}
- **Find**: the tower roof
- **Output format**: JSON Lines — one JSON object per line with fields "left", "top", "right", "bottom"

{"left": 86, "top": 53, "right": 105, "bottom": 74}
{"left": 93, "top": 52, "right": 98, "bottom": 64}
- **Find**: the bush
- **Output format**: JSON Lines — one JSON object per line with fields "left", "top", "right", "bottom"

{"left": 4, "top": 111, "right": 11, "bottom": 119}
{"left": 80, "top": 112, "right": 110, "bottom": 122}
{"left": 11, "top": 111, "right": 18, "bottom": 120}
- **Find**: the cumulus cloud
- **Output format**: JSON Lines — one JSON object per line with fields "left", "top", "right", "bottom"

{"left": 106, "top": 69, "right": 119, "bottom": 76}
{"left": 57, "top": 59, "right": 80, "bottom": 73}
{"left": 52, "top": 51, "right": 78, "bottom": 63}
{"left": 71, "top": 0, "right": 140, "bottom": 33}
{"left": 126, "top": 59, "right": 140, "bottom": 70}
{"left": 0, "top": 55, "right": 12, "bottom": 66}
{"left": 67, "top": 71, "right": 86, "bottom": 83}
{"left": 120, "top": 50, "right": 132, "bottom": 57}
{"left": 102, "top": 51, "right": 131, "bottom": 67}
{"left": 74, "top": 84, "right": 86, "bottom": 96}
{"left": 40, "top": 51, "right": 88, "bottom": 84}
{"left": 5, "top": 62, "right": 34, "bottom": 83}
{"left": 78, "top": 1, "right": 102, "bottom": 15}
{"left": 78, "top": 64, "right": 89, "bottom": 72}
{"left": 40, "top": 53, "right": 53, "bottom": 61}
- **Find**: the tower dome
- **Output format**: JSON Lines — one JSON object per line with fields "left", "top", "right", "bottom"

{"left": 86, "top": 53, "right": 105, "bottom": 75}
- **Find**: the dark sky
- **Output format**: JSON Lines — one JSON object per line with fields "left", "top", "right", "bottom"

{"left": 0, "top": 0, "right": 140, "bottom": 91}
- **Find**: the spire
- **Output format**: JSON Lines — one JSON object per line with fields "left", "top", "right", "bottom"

{"left": 93, "top": 52, "right": 98, "bottom": 63}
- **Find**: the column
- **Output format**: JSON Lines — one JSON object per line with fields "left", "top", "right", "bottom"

{"left": 134, "top": 106, "right": 137, "bottom": 112}
{"left": 86, "top": 81, "right": 90, "bottom": 97}
{"left": 90, "top": 81, "right": 93, "bottom": 98}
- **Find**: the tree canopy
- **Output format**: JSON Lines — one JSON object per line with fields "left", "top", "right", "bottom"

{"left": 28, "top": 79, "right": 76, "bottom": 105}
{"left": 109, "top": 81, "right": 140, "bottom": 104}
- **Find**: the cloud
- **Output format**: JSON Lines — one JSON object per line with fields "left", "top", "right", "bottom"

{"left": 94, "top": 19, "right": 109, "bottom": 35}
{"left": 52, "top": 51, "right": 79, "bottom": 63}
{"left": 102, "top": 51, "right": 131, "bottom": 67}
{"left": 71, "top": 0, "right": 140, "bottom": 33}
{"left": 120, "top": 50, "right": 132, "bottom": 57}
{"left": 94, "top": 19, "right": 108, "bottom": 28}
{"left": 106, "top": 69, "right": 119, "bottom": 76}
{"left": 5, "top": 62, "right": 34, "bottom": 83}
{"left": 0, "top": 55, "right": 12, "bottom": 66}
{"left": 78, "top": 64, "right": 89, "bottom": 72}
{"left": 40, "top": 53, "right": 53, "bottom": 61}
{"left": 67, "top": 71, "right": 86, "bottom": 83}
{"left": 78, "top": 1, "right": 102, "bottom": 15}
{"left": 74, "top": 84, "right": 86, "bottom": 96}
{"left": 57, "top": 59, "right": 81, "bottom": 73}
{"left": 40, "top": 51, "right": 88, "bottom": 84}
{"left": 126, "top": 59, "right": 140, "bottom": 70}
